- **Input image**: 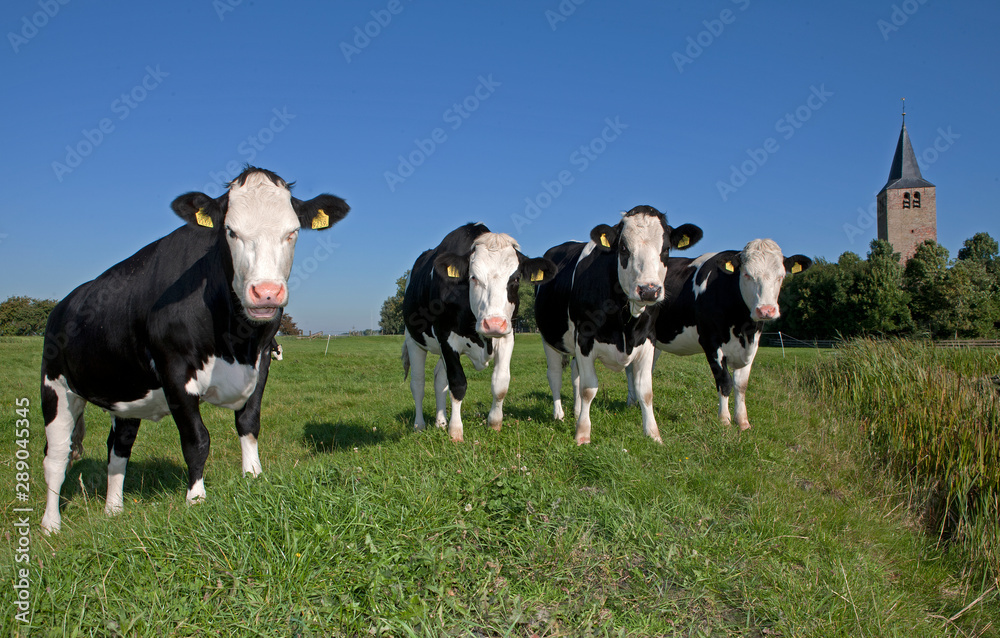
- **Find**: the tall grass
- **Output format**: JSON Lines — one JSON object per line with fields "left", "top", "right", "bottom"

{"left": 805, "top": 339, "right": 1000, "bottom": 577}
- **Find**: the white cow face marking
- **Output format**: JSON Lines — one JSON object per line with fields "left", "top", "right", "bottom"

{"left": 224, "top": 172, "right": 301, "bottom": 322}
{"left": 466, "top": 234, "right": 522, "bottom": 337}
{"left": 590, "top": 207, "right": 702, "bottom": 317}
{"left": 435, "top": 232, "right": 557, "bottom": 338}
{"left": 736, "top": 239, "right": 787, "bottom": 321}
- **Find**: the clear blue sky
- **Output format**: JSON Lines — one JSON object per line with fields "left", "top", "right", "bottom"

{"left": 2, "top": 1, "right": 997, "bottom": 334}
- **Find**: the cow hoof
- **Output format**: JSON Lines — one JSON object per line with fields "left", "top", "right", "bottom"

{"left": 435, "top": 417, "right": 448, "bottom": 429}
{"left": 105, "top": 503, "right": 123, "bottom": 516}
{"left": 450, "top": 434, "right": 464, "bottom": 443}
{"left": 40, "top": 517, "right": 60, "bottom": 536}
{"left": 413, "top": 422, "right": 426, "bottom": 431}
{"left": 738, "top": 422, "right": 752, "bottom": 432}
{"left": 575, "top": 437, "right": 591, "bottom": 445}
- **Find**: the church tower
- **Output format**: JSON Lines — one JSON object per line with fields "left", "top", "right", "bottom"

{"left": 877, "top": 103, "right": 937, "bottom": 262}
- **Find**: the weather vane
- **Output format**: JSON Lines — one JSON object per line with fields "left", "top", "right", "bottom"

{"left": 901, "top": 97, "right": 906, "bottom": 124}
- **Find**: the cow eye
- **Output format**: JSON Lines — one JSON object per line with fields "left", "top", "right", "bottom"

{"left": 226, "top": 226, "right": 239, "bottom": 240}
{"left": 286, "top": 230, "right": 299, "bottom": 242}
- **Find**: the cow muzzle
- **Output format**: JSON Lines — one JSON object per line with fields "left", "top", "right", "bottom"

{"left": 478, "top": 316, "right": 511, "bottom": 338}
{"left": 245, "top": 281, "right": 287, "bottom": 321}
{"left": 753, "top": 304, "right": 779, "bottom": 321}
{"left": 635, "top": 283, "right": 663, "bottom": 303}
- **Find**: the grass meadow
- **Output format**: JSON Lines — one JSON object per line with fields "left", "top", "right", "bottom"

{"left": 1, "top": 334, "right": 998, "bottom": 636}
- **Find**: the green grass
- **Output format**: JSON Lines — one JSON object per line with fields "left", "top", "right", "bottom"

{"left": 804, "top": 339, "right": 1000, "bottom": 581}
{"left": 1, "top": 335, "right": 998, "bottom": 636}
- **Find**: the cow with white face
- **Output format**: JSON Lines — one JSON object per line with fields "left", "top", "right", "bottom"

{"left": 626, "top": 238, "right": 812, "bottom": 430}
{"left": 535, "top": 206, "right": 703, "bottom": 444}
{"left": 402, "top": 223, "right": 557, "bottom": 442}
{"left": 40, "top": 167, "right": 348, "bottom": 533}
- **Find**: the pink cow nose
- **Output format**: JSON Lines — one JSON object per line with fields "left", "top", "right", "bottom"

{"left": 755, "top": 304, "right": 779, "bottom": 320}
{"left": 249, "top": 282, "right": 287, "bottom": 307}
{"left": 480, "top": 316, "right": 510, "bottom": 337}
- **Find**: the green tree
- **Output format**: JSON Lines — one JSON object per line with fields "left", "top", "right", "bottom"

{"left": 957, "top": 231, "right": 999, "bottom": 263}
{"left": 903, "top": 240, "right": 951, "bottom": 337}
{"left": 379, "top": 271, "right": 409, "bottom": 335}
{"left": 946, "top": 259, "right": 1000, "bottom": 338}
{"left": 0, "top": 296, "right": 58, "bottom": 336}
{"left": 858, "top": 240, "right": 914, "bottom": 335}
{"left": 516, "top": 282, "right": 537, "bottom": 332}
{"left": 279, "top": 313, "right": 302, "bottom": 336}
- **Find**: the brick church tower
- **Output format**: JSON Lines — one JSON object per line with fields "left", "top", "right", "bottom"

{"left": 877, "top": 108, "right": 937, "bottom": 262}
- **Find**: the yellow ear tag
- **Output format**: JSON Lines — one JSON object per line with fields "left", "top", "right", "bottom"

{"left": 195, "top": 208, "right": 213, "bottom": 228}
{"left": 530, "top": 269, "right": 545, "bottom": 283}
{"left": 791, "top": 262, "right": 802, "bottom": 274}
{"left": 446, "top": 265, "right": 461, "bottom": 278}
{"left": 600, "top": 233, "right": 611, "bottom": 248}
{"left": 311, "top": 209, "right": 330, "bottom": 230}
{"left": 725, "top": 261, "right": 735, "bottom": 273}
{"left": 677, "top": 235, "right": 690, "bottom": 249}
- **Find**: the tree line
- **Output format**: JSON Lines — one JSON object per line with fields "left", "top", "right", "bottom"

{"left": 0, "top": 295, "right": 303, "bottom": 337}
{"left": 379, "top": 232, "right": 1000, "bottom": 341}
{"left": 776, "top": 232, "right": 1000, "bottom": 340}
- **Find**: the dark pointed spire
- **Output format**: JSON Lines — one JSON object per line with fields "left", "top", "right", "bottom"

{"left": 880, "top": 105, "right": 934, "bottom": 194}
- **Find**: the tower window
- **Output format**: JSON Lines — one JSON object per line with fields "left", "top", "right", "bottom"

{"left": 902, "top": 192, "right": 911, "bottom": 209}
{"left": 913, "top": 192, "right": 921, "bottom": 208}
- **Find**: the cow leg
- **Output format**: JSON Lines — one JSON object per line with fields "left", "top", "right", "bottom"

{"left": 625, "top": 362, "right": 637, "bottom": 407}
{"left": 234, "top": 352, "right": 271, "bottom": 476}
{"left": 440, "top": 345, "right": 468, "bottom": 443}
{"left": 631, "top": 342, "right": 662, "bottom": 443}
{"left": 433, "top": 358, "right": 449, "bottom": 428}
{"left": 543, "top": 341, "right": 566, "bottom": 421}
{"left": 732, "top": 363, "right": 753, "bottom": 431}
{"left": 488, "top": 334, "right": 514, "bottom": 430}
{"left": 570, "top": 356, "right": 582, "bottom": 421}
{"left": 105, "top": 417, "right": 140, "bottom": 515}
{"left": 705, "top": 348, "right": 734, "bottom": 426}
{"left": 405, "top": 337, "right": 429, "bottom": 430}
{"left": 162, "top": 380, "right": 212, "bottom": 504}
{"left": 574, "top": 353, "right": 600, "bottom": 445}
{"left": 41, "top": 376, "right": 87, "bottom": 534}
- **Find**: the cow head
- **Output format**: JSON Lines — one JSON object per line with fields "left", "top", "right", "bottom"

{"left": 590, "top": 206, "right": 703, "bottom": 317}
{"left": 720, "top": 238, "right": 812, "bottom": 321}
{"left": 172, "top": 167, "right": 349, "bottom": 323}
{"left": 434, "top": 232, "right": 558, "bottom": 338}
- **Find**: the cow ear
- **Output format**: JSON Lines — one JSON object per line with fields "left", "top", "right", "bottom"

{"left": 718, "top": 253, "right": 742, "bottom": 274}
{"left": 669, "top": 224, "right": 703, "bottom": 250}
{"left": 784, "top": 255, "right": 812, "bottom": 274}
{"left": 590, "top": 224, "right": 618, "bottom": 251}
{"left": 172, "top": 192, "right": 223, "bottom": 230}
{"left": 433, "top": 253, "right": 468, "bottom": 282}
{"left": 292, "top": 194, "right": 350, "bottom": 231}
{"left": 519, "top": 257, "right": 558, "bottom": 285}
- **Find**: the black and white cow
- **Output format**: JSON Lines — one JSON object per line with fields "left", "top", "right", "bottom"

{"left": 535, "top": 206, "right": 702, "bottom": 444}
{"left": 40, "top": 167, "right": 349, "bottom": 533}
{"left": 402, "top": 223, "right": 557, "bottom": 442}
{"left": 625, "top": 238, "right": 811, "bottom": 430}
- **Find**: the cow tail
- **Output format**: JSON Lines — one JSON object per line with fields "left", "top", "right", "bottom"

{"left": 401, "top": 341, "right": 410, "bottom": 380}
